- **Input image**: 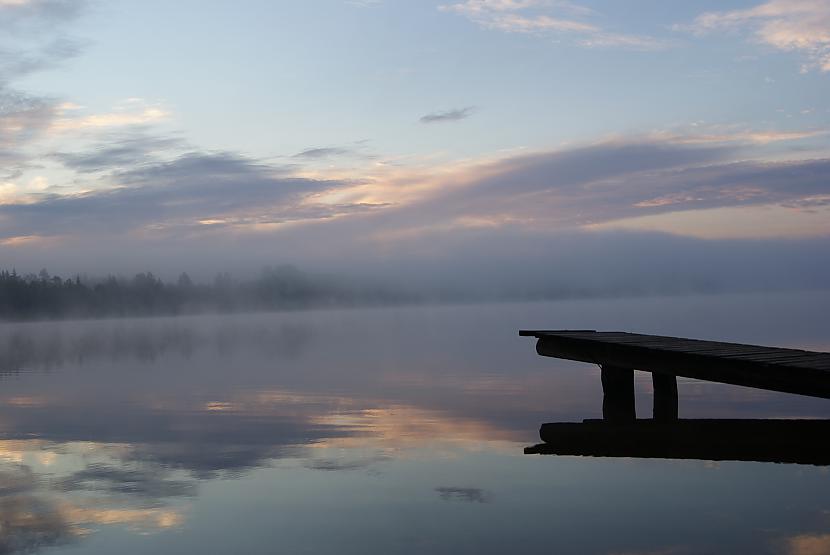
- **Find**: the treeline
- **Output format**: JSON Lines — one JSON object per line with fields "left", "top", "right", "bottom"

{"left": 0, "top": 266, "right": 416, "bottom": 320}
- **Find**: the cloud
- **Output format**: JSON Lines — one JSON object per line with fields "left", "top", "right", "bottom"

{"left": 0, "top": 467, "right": 37, "bottom": 496}
{"left": 435, "top": 486, "right": 492, "bottom": 503}
{"left": 0, "top": 0, "right": 86, "bottom": 29}
{"left": 49, "top": 103, "right": 169, "bottom": 132}
{"left": 53, "top": 131, "right": 187, "bottom": 173}
{"left": 0, "top": 0, "right": 87, "bottom": 178}
{"left": 0, "top": 89, "right": 56, "bottom": 149}
{"left": 0, "top": 88, "right": 60, "bottom": 179}
{"left": 0, "top": 397, "right": 350, "bottom": 475}
{"left": 0, "top": 37, "right": 84, "bottom": 82}
{"left": 440, "top": 0, "right": 666, "bottom": 49}
{"left": 786, "top": 533, "right": 830, "bottom": 555}
{"left": 420, "top": 106, "right": 477, "bottom": 124}
{"left": 649, "top": 127, "right": 828, "bottom": 145}
{"left": 0, "top": 0, "right": 87, "bottom": 83}
{"left": 346, "top": 0, "right": 382, "bottom": 6}
{"left": 0, "top": 3, "right": 171, "bottom": 181}
{"left": 373, "top": 137, "right": 830, "bottom": 235}
{"left": 0, "top": 455, "right": 187, "bottom": 548}
{"left": 293, "top": 146, "right": 353, "bottom": 159}
{"left": 1, "top": 127, "right": 829, "bottom": 296}
{"left": 0, "top": 151, "right": 384, "bottom": 238}
{"left": 683, "top": 0, "right": 830, "bottom": 71}
{"left": 55, "top": 464, "right": 197, "bottom": 498}
{"left": 305, "top": 455, "right": 389, "bottom": 471}
{"left": 3, "top": 132, "right": 829, "bottom": 280}
{"left": 0, "top": 495, "right": 75, "bottom": 554}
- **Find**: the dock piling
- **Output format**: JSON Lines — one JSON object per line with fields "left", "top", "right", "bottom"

{"left": 652, "top": 372, "right": 679, "bottom": 421}
{"left": 600, "top": 365, "right": 635, "bottom": 422}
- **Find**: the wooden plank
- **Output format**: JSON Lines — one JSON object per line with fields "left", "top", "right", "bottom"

{"left": 525, "top": 331, "right": 827, "bottom": 361}
{"left": 536, "top": 331, "right": 808, "bottom": 350}
{"left": 564, "top": 335, "right": 808, "bottom": 355}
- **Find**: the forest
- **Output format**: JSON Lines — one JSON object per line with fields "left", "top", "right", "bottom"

{"left": 0, "top": 266, "right": 415, "bottom": 320}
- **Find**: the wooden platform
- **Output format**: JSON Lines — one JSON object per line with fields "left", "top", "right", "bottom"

{"left": 520, "top": 330, "right": 830, "bottom": 399}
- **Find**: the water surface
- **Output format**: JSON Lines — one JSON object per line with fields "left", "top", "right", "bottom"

{"left": 1, "top": 292, "right": 829, "bottom": 554}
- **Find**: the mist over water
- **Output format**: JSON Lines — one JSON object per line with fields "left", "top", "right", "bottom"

{"left": 0, "top": 291, "right": 828, "bottom": 554}
{"left": 6, "top": 231, "right": 830, "bottom": 321}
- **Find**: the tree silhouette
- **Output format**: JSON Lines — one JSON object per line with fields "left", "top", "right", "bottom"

{"left": 0, "top": 266, "right": 415, "bottom": 321}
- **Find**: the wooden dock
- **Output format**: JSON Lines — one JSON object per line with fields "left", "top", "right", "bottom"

{"left": 519, "top": 330, "right": 830, "bottom": 420}
{"left": 520, "top": 330, "right": 830, "bottom": 464}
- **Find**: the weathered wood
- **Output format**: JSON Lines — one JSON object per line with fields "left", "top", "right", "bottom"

{"left": 525, "top": 419, "right": 830, "bottom": 466}
{"left": 519, "top": 330, "right": 830, "bottom": 399}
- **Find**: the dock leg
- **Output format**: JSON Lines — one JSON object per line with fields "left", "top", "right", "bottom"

{"left": 652, "top": 372, "right": 678, "bottom": 421}
{"left": 600, "top": 365, "right": 635, "bottom": 422}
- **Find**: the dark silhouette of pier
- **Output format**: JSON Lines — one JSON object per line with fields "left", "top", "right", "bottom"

{"left": 520, "top": 330, "right": 830, "bottom": 420}
{"left": 520, "top": 330, "right": 830, "bottom": 465}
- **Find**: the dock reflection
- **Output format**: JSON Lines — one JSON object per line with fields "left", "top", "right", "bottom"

{"left": 525, "top": 419, "right": 830, "bottom": 466}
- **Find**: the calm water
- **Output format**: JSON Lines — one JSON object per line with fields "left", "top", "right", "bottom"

{"left": 0, "top": 292, "right": 829, "bottom": 554}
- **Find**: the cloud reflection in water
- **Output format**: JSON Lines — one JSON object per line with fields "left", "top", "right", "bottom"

{"left": 0, "top": 298, "right": 828, "bottom": 553}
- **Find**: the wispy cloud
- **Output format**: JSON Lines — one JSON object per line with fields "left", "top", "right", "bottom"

{"left": 293, "top": 147, "right": 353, "bottom": 159}
{"left": 0, "top": 0, "right": 86, "bottom": 27}
{"left": 785, "top": 532, "right": 830, "bottom": 555}
{"left": 420, "top": 106, "right": 476, "bottom": 124}
{"left": 50, "top": 99, "right": 170, "bottom": 132}
{"left": 0, "top": 151, "right": 385, "bottom": 239}
{"left": 0, "top": 89, "right": 56, "bottom": 148}
{"left": 647, "top": 126, "right": 827, "bottom": 145}
{"left": 53, "top": 130, "right": 187, "bottom": 173}
{"left": 346, "top": 0, "right": 382, "bottom": 7}
{"left": 435, "top": 486, "right": 492, "bottom": 503}
{"left": 682, "top": 0, "right": 830, "bottom": 72}
{"left": 439, "top": 0, "right": 666, "bottom": 50}
{"left": 0, "top": 37, "right": 84, "bottom": 81}
{"left": 368, "top": 136, "right": 830, "bottom": 239}
{"left": 0, "top": 0, "right": 87, "bottom": 81}
{"left": 0, "top": 0, "right": 88, "bottom": 178}
{"left": 3, "top": 127, "right": 829, "bottom": 247}
{"left": 0, "top": 89, "right": 60, "bottom": 179}
{"left": 56, "top": 463, "right": 197, "bottom": 498}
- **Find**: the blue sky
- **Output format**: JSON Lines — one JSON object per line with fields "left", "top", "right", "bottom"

{"left": 21, "top": 0, "right": 828, "bottom": 159}
{"left": 2, "top": 0, "right": 830, "bottom": 287}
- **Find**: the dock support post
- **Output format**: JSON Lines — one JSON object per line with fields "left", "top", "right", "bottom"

{"left": 652, "top": 372, "right": 678, "bottom": 421}
{"left": 600, "top": 365, "right": 635, "bottom": 422}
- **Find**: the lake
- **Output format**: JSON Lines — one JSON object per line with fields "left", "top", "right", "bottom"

{"left": 0, "top": 291, "right": 829, "bottom": 554}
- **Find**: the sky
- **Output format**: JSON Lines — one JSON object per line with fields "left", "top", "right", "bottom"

{"left": 1, "top": 0, "right": 829, "bottom": 292}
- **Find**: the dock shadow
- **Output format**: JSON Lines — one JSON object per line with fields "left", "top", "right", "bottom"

{"left": 525, "top": 419, "right": 830, "bottom": 466}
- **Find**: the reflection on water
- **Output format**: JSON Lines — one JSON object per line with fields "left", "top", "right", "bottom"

{"left": 0, "top": 441, "right": 187, "bottom": 553}
{"left": 527, "top": 419, "right": 830, "bottom": 465}
{"left": 0, "top": 291, "right": 828, "bottom": 554}
{"left": 0, "top": 319, "right": 311, "bottom": 374}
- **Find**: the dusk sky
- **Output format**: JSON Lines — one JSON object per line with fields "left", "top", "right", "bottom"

{"left": 2, "top": 0, "right": 829, "bottom": 289}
